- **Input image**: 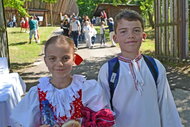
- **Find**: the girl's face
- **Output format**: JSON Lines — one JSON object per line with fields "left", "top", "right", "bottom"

{"left": 44, "top": 42, "right": 74, "bottom": 79}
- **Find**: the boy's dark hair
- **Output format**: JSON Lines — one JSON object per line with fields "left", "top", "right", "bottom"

{"left": 114, "top": 9, "right": 144, "bottom": 33}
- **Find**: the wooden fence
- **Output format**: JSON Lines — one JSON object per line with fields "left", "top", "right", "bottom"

{"left": 154, "top": 0, "right": 189, "bottom": 61}
{"left": 5, "top": 0, "right": 78, "bottom": 26}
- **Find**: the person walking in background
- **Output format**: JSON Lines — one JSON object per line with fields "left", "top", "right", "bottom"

{"left": 61, "top": 19, "right": 70, "bottom": 37}
{"left": 106, "top": 17, "right": 116, "bottom": 47}
{"left": 90, "top": 24, "right": 97, "bottom": 47}
{"left": 12, "top": 14, "right": 17, "bottom": 27}
{"left": 69, "top": 16, "right": 81, "bottom": 50}
{"left": 34, "top": 16, "right": 40, "bottom": 43}
{"left": 29, "top": 16, "right": 39, "bottom": 44}
{"left": 100, "top": 21, "right": 106, "bottom": 47}
{"left": 98, "top": 9, "right": 182, "bottom": 127}
{"left": 11, "top": 35, "right": 115, "bottom": 127}
{"left": 83, "top": 21, "right": 93, "bottom": 49}
{"left": 101, "top": 10, "right": 107, "bottom": 25}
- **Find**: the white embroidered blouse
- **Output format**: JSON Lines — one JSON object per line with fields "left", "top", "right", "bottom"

{"left": 11, "top": 75, "right": 109, "bottom": 127}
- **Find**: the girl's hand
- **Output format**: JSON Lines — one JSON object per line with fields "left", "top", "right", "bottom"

{"left": 62, "top": 120, "right": 81, "bottom": 127}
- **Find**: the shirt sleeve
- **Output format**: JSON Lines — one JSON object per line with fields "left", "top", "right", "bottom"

{"left": 155, "top": 60, "right": 182, "bottom": 127}
{"left": 10, "top": 86, "right": 41, "bottom": 127}
{"left": 82, "top": 79, "right": 110, "bottom": 112}
{"left": 97, "top": 63, "right": 111, "bottom": 108}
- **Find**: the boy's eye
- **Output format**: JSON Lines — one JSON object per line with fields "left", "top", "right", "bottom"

{"left": 120, "top": 30, "right": 127, "bottom": 34}
{"left": 133, "top": 29, "right": 142, "bottom": 34}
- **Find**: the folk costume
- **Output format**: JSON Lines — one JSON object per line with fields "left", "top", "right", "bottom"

{"left": 98, "top": 54, "right": 182, "bottom": 127}
{"left": 11, "top": 75, "right": 115, "bottom": 127}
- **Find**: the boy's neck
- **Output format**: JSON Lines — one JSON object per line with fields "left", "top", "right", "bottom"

{"left": 51, "top": 76, "right": 72, "bottom": 89}
{"left": 120, "top": 52, "right": 141, "bottom": 60}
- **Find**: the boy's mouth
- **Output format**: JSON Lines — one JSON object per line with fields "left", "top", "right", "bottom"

{"left": 125, "top": 41, "right": 137, "bottom": 44}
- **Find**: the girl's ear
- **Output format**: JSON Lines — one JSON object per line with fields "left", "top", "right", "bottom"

{"left": 142, "top": 32, "right": 147, "bottom": 41}
{"left": 113, "top": 34, "right": 118, "bottom": 43}
{"left": 44, "top": 56, "right": 47, "bottom": 65}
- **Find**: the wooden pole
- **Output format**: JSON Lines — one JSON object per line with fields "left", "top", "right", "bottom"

{"left": 0, "top": 0, "right": 10, "bottom": 67}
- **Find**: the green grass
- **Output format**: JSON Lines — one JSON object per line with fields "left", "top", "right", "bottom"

{"left": 7, "top": 27, "right": 58, "bottom": 71}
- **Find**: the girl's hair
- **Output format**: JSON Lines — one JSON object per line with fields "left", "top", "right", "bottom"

{"left": 44, "top": 35, "right": 74, "bottom": 56}
{"left": 114, "top": 9, "right": 144, "bottom": 33}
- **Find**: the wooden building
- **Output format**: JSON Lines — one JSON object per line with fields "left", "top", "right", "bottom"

{"left": 93, "top": 3, "right": 140, "bottom": 18}
{"left": 5, "top": 0, "right": 78, "bottom": 26}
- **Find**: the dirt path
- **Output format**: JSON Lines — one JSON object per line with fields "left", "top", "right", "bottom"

{"left": 19, "top": 28, "right": 190, "bottom": 127}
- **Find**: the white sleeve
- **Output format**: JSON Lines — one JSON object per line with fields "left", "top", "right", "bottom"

{"left": 97, "top": 63, "right": 111, "bottom": 108}
{"left": 82, "top": 79, "right": 109, "bottom": 112}
{"left": 10, "top": 86, "right": 41, "bottom": 127}
{"left": 156, "top": 60, "right": 182, "bottom": 127}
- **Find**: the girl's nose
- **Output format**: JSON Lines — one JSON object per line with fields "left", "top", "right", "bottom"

{"left": 56, "top": 60, "right": 64, "bottom": 66}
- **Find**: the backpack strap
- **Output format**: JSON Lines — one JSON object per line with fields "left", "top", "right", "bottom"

{"left": 142, "top": 55, "right": 159, "bottom": 86}
{"left": 108, "top": 57, "right": 120, "bottom": 110}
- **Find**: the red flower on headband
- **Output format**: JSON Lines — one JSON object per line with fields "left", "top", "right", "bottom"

{"left": 74, "top": 53, "right": 83, "bottom": 65}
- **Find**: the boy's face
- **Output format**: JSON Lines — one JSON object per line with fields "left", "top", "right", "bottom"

{"left": 114, "top": 19, "right": 146, "bottom": 57}
{"left": 44, "top": 43, "right": 74, "bottom": 79}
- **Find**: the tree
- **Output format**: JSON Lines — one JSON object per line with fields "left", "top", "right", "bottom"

{"left": 0, "top": 0, "right": 9, "bottom": 64}
{"left": 127, "top": 0, "right": 154, "bottom": 29}
{"left": 76, "top": 0, "right": 129, "bottom": 17}
{"left": 77, "top": 0, "right": 154, "bottom": 28}
{"left": 4, "top": 0, "right": 30, "bottom": 16}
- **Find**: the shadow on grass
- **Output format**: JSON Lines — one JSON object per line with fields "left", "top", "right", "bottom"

{"left": 72, "top": 55, "right": 116, "bottom": 80}
{"left": 9, "top": 31, "right": 24, "bottom": 34}
{"left": 9, "top": 41, "right": 28, "bottom": 46}
{"left": 10, "top": 62, "right": 34, "bottom": 71}
{"left": 166, "top": 66, "right": 190, "bottom": 91}
{"left": 19, "top": 71, "right": 50, "bottom": 91}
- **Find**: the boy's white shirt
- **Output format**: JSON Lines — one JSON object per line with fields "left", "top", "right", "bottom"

{"left": 10, "top": 75, "right": 109, "bottom": 127}
{"left": 98, "top": 56, "right": 182, "bottom": 127}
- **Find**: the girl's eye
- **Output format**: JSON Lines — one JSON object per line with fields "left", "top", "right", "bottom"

{"left": 62, "top": 56, "right": 70, "bottom": 62}
{"left": 48, "top": 57, "right": 56, "bottom": 62}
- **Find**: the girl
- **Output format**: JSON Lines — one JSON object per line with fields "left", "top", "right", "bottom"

{"left": 20, "top": 17, "right": 25, "bottom": 32}
{"left": 11, "top": 35, "right": 114, "bottom": 127}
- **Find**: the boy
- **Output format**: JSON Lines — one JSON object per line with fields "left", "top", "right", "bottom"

{"left": 98, "top": 9, "right": 182, "bottom": 127}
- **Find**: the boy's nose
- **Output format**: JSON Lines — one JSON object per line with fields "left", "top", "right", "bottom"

{"left": 127, "top": 31, "right": 135, "bottom": 38}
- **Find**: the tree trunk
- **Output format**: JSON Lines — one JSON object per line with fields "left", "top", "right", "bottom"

{"left": 0, "top": 0, "right": 9, "bottom": 65}
{"left": 147, "top": 10, "right": 154, "bottom": 29}
{"left": 50, "top": 3, "right": 53, "bottom": 26}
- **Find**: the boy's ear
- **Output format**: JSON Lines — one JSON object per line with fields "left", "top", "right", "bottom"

{"left": 142, "top": 32, "right": 147, "bottom": 41}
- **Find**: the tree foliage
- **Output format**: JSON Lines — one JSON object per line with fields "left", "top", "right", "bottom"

{"left": 76, "top": 0, "right": 129, "bottom": 17}
{"left": 4, "top": 0, "right": 30, "bottom": 16}
{"left": 41, "top": 0, "right": 57, "bottom": 3}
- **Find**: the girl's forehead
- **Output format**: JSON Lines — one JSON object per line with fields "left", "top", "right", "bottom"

{"left": 45, "top": 43, "right": 74, "bottom": 54}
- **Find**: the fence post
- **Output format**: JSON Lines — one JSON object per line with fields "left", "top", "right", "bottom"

{"left": 0, "top": 0, "right": 10, "bottom": 67}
